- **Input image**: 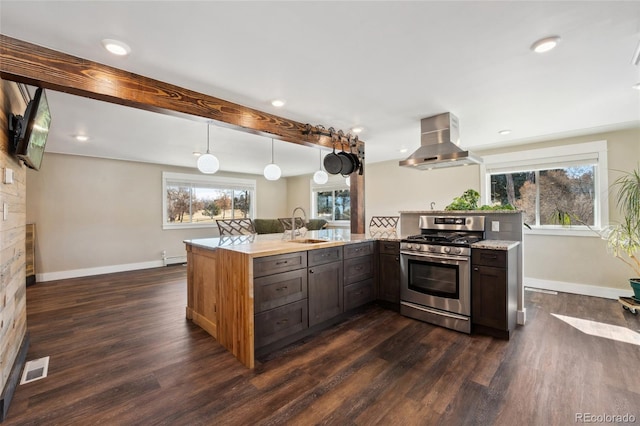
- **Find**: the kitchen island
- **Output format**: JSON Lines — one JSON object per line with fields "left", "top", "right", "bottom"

{"left": 184, "top": 230, "right": 383, "bottom": 368}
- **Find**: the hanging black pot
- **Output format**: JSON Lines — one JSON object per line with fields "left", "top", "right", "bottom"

{"left": 346, "top": 143, "right": 360, "bottom": 176}
{"left": 337, "top": 142, "right": 355, "bottom": 175}
{"left": 324, "top": 143, "right": 343, "bottom": 174}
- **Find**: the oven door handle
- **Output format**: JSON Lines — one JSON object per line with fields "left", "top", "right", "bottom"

{"left": 400, "top": 251, "right": 469, "bottom": 263}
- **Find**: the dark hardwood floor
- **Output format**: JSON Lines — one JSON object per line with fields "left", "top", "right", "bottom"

{"left": 3, "top": 266, "right": 639, "bottom": 425}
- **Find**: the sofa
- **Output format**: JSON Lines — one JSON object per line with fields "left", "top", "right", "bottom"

{"left": 253, "top": 218, "right": 328, "bottom": 235}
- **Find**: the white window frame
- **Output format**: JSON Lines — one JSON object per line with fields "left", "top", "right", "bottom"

{"left": 310, "top": 178, "right": 350, "bottom": 226}
{"left": 162, "top": 172, "right": 256, "bottom": 230}
{"left": 480, "top": 140, "right": 608, "bottom": 237}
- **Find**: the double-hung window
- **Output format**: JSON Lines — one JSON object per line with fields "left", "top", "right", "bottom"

{"left": 311, "top": 179, "right": 350, "bottom": 223}
{"left": 162, "top": 172, "right": 256, "bottom": 229}
{"left": 481, "top": 141, "right": 608, "bottom": 235}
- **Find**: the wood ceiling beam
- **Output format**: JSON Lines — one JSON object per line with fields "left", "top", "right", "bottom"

{"left": 0, "top": 35, "right": 366, "bottom": 233}
{"left": 0, "top": 35, "right": 337, "bottom": 147}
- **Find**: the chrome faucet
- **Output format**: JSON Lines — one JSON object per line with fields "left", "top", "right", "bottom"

{"left": 430, "top": 201, "right": 436, "bottom": 210}
{"left": 291, "top": 206, "right": 307, "bottom": 240}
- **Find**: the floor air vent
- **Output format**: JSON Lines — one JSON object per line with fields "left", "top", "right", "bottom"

{"left": 20, "top": 356, "right": 49, "bottom": 384}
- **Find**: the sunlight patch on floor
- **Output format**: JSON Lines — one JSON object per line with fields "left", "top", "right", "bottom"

{"left": 551, "top": 314, "right": 640, "bottom": 346}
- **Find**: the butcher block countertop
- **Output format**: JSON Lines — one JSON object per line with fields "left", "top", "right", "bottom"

{"left": 185, "top": 229, "right": 395, "bottom": 257}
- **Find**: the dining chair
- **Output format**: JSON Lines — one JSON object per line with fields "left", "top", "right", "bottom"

{"left": 277, "top": 217, "right": 306, "bottom": 232}
{"left": 216, "top": 218, "right": 256, "bottom": 236}
{"left": 369, "top": 216, "right": 399, "bottom": 232}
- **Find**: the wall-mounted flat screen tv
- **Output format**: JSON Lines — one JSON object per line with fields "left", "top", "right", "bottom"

{"left": 9, "top": 87, "right": 51, "bottom": 171}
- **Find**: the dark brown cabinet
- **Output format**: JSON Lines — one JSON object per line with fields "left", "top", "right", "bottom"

{"left": 377, "top": 241, "right": 400, "bottom": 305}
{"left": 343, "top": 242, "right": 375, "bottom": 311}
{"left": 308, "top": 256, "right": 343, "bottom": 327}
{"left": 471, "top": 247, "right": 517, "bottom": 340}
{"left": 253, "top": 251, "right": 309, "bottom": 348}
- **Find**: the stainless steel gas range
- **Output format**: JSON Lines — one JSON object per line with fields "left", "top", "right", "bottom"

{"left": 400, "top": 215, "right": 485, "bottom": 333}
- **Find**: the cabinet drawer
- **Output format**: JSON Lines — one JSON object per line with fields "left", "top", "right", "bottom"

{"left": 254, "top": 299, "right": 308, "bottom": 348}
{"left": 344, "top": 254, "right": 374, "bottom": 285}
{"left": 344, "top": 279, "right": 374, "bottom": 311}
{"left": 308, "top": 246, "right": 343, "bottom": 267}
{"left": 254, "top": 268, "right": 308, "bottom": 313}
{"left": 378, "top": 240, "right": 400, "bottom": 255}
{"left": 254, "top": 251, "right": 307, "bottom": 277}
{"left": 344, "top": 242, "right": 374, "bottom": 259}
{"left": 472, "top": 249, "right": 506, "bottom": 268}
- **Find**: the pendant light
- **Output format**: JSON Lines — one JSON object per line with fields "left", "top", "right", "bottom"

{"left": 197, "top": 123, "right": 220, "bottom": 174}
{"left": 313, "top": 149, "right": 329, "bottom": 184}
{"left": 263, "top": 138, "right": 281, "bottom": 181}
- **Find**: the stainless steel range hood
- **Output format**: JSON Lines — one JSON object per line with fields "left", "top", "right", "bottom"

{"left": 399, "top": 112, "right": 482, "bottom": 170}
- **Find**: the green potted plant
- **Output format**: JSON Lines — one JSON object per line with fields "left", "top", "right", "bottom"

{"left": 605, "top": 167, "right": 640, "bottom": 300}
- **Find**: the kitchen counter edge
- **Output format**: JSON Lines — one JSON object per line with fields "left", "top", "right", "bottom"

{"left": 184, "top": 230, "right": 398, "bottom": 258}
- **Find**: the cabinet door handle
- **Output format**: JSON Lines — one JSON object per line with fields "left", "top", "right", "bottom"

{"left": 395, "top": 256, "right": 399, "bottom": 261}
{"left": 309, "top": 269, "right": 314, "bottom": 274}
{"left": 276, "top": 286, "right": 288, "bottom": 291}
{"left": 355, "top": 265, "right": 363, "bottom": 271}
{"left": 276, "top": 260, "right": 289, "bottom": 265}
{"left": 473, "top": 267, "right": 479, "bottom": 271}
{"left": 276, "top": 318, "right": 289, "bottom": 325}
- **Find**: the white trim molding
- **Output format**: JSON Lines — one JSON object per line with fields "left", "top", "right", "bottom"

{"left": 525, "top": 277, "right": 633, "bottom": 300}
{"left": 36, "top": 260, "right": 165, "bottom": 282}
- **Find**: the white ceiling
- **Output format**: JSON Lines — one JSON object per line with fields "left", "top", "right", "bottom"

{"left": 2, "top": 1, "right": 639, "bottom": 176}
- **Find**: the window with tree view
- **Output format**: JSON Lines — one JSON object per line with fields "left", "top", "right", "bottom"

{"left": 315, "top": 189, "right": 350, "bottom": 221}
{"left": 490, "top": 165, "right": 596, "bottom": 227}
{"left": 163, "top": 173, "right": 255, "bottom": 228}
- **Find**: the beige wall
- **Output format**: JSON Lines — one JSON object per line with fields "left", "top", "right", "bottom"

{"left": 365, "top": 127, "right": 640, "bottom": 292}
{"left": 23, "top": 123, "right": 640, "bottom": 292}
{"left": 365, "top": 161, "right": 481, "bottom": 230}
{"left": 26, "top": 153, "right": 289, "bottom": 278}
{"left": 0, "top": 80, "right": 28, "bottom": 404}
{"left": 286, "top": 174, "right": 311, "bottom": 217}
{"left": 497, "top": 127, "right": 640, "bottom": 292}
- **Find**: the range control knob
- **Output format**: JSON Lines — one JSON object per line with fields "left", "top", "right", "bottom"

{"left": 443, "top": 246, "right": 451, "bottom": 254}
{"left": 451, "top": 247, "right": 461, "bottom": 255}
{"left": 406, "top": 244, "right": 413, "bottom": 250}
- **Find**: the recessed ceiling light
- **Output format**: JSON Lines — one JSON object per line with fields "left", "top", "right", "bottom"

{"left": 351, "top": 126, "right": 364, "bottom": 134}
{"left": 271, "top": 99, "right": 285, "bottom": 107}
{"left": 498, "top": 129, "right": 512, "bottom": 135}
{"left": 633, "top": 83, "right": 640, "bottom": 90}
{"left": 399, "top": 147, "right": 408, "bottom": 153}
{"left": 530, "top": 36, "right": 560, "bottom": 53}
{"left": 75, "top": 135, "right": 89, "bottom": 142}
{"left": 101, "top": 39, "right": 131, "bottom": 56}
{"left": 193, "top": 151, "right": 201, "bottom": 157}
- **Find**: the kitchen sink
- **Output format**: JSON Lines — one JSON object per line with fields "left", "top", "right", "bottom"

{"left": 288, "top": 238, "right": 329, "bottom": 244}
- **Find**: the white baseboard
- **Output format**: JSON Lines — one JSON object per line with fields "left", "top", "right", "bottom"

{"left": 163, "top": 255, "right": 187, "bottom": 266}
{"left": 524, "top": 277, "right": 633, "bottom": 300}
{"left": 36, "top": 260, "right": 165, "bottom": 282}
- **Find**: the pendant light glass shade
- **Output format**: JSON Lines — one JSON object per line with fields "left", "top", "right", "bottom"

{"left": 197, "top": 124, "right": 220, "bottom": 174}
{"left": 345, "top": 176, "right": 351, "bottom": 187}
{"left": 313, "top": 149, "right": 328, "bottom": 184}
{"left": 264, "top": 138, "right": 281, "bottom": 181}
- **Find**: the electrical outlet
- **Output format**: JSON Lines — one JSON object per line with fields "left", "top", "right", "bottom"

{"left": 491, "top": 221, "right": 500, "bottom": 232}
